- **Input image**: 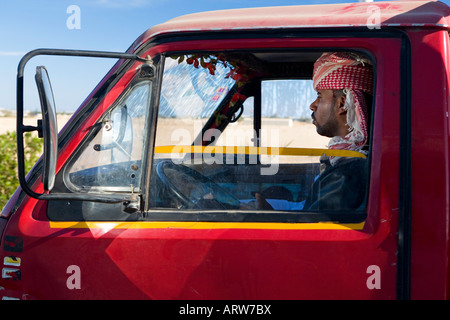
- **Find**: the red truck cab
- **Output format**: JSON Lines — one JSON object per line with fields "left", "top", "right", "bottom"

{"left": 1, "top": 0, "right": 450, "bottom": 300}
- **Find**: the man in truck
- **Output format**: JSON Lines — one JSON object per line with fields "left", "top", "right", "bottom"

{"left": 255, "top": 51, "right": 374, "bottom": 211}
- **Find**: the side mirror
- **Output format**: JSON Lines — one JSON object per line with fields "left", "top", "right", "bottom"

{"left": 35, "top": 66, "right": 58, "bottom": 191}
{"left": 16, "top": 48, "right": 149, "bottom": 203}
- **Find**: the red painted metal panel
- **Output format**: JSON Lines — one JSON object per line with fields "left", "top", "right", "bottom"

{"left": 409, "top": 29, "right": 450, "bottom": 299}
{"left": 129, "top": 1, "right": 450, "bottom": 52}
{"left": 0, "top": 36, "right": 403, "bottom": 299}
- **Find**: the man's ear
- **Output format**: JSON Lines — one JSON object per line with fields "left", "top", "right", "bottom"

{"left": 336, "top": 94, "right": 347, "bottom": 115}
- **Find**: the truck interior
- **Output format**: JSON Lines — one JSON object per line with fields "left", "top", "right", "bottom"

{"left": 51, "top": 49, "right": 372, "bottom": 223}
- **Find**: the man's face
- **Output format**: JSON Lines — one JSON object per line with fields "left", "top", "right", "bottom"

{"left": 309, "top": 89, "right": 340, "bottom": 138}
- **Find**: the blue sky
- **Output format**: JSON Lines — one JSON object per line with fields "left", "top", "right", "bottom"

{"left": 1, "top": 0, "right": 449, "bottom": 113}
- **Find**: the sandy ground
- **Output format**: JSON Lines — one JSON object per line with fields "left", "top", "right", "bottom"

{"left": 155, "top": 118, "right": 330, "bottom": 149}
{"left": 0, "top": 115, "right": 73, "bottom": 135}
{"left": 1, "top": 116, "right": 329, "bottom": 148}
{"left": 154, "top": 118, "right": 331, "bottom": 164}
{"left": 1, "top": 116, "right": 330, "bottom": 168}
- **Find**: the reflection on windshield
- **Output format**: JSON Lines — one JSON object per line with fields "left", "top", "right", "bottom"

{"left": 159, "top": 56, "right": 236, "bottom": 119}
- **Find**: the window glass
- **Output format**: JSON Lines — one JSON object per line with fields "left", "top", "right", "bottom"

{"left": 149, "top": 52, "right": 370, "bottom": 216}
{"left": 67, "top": 81, "right": 151, "bottom": 193}
{"left": 154, "top": 56, "right": 236, "bottom": 162}
{"left": 260, "top": 80, "right": 329, "bottom": 164}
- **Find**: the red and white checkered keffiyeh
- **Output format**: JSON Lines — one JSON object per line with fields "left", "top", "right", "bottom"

{"left": 313, "top": 52, "right": 374, "bottom": 157}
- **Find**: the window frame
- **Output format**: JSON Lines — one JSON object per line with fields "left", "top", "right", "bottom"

{"left": 144, "top": 47, "right": 375, "bottom": 224}
{"left": 63, "top": 80, "right": 153, "bottom": 194}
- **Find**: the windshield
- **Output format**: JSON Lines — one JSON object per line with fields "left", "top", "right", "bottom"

{"left": 159, "top": 55, "right": 236, "bottom": 119}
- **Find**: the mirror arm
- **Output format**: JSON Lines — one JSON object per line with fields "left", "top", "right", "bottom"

{"left": 21, "top": 121, "right": 43, "bottom": 137}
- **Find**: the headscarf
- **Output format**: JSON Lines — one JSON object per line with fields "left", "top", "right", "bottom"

{"left": 312, "top": 52, "right": 374, "bottom": 158}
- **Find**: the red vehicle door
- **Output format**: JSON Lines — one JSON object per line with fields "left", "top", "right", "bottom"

{"left": 2, "top": 29, "right": 407, "bottom": 300}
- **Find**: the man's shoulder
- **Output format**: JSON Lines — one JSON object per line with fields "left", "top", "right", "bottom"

{"left": 325, "top": 156, "right": 367, "bottom": 172}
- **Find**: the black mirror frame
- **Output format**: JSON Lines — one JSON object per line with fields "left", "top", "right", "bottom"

{"left": 16, "top": 48, "right": 151, "bottom": 203}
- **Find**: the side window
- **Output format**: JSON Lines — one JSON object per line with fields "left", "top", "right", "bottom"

{"left": 66, "top": 81, "right": 151, "bottom": 193}
{"left": 148, "top": 51, "right": 372, "bottom": 221}
{"left": 216, "top": 79, "right": 329, "bottom": 208}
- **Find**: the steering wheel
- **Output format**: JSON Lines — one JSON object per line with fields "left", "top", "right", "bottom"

{"left": 156, "top": 160, "right": 241, "bottom": 209}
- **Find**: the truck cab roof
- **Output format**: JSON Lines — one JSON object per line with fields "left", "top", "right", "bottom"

{"left": 130, "top": 0, "right": 450, "bottom": 52}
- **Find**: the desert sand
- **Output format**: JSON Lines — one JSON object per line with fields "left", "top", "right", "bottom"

{"left": 0, "top": 115, "right": 72, "bottom": 135}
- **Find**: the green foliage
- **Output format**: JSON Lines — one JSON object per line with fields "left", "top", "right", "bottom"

{"left": 0, "top": 132, "right": 43, "bottom": 210}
